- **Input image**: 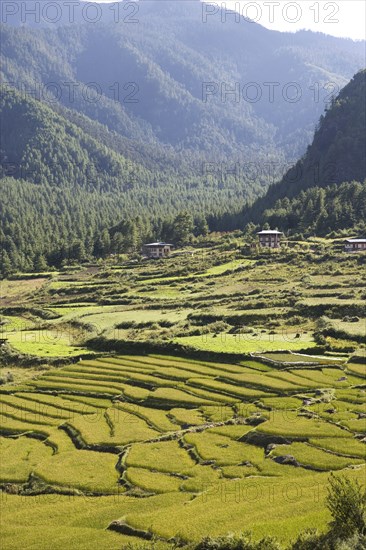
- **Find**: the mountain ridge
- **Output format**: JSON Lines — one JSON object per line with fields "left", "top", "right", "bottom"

{"left": 1, "top": 1, "right": 364, "bottom": 161}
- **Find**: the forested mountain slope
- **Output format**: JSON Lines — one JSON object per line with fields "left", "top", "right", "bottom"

{"left": 241, "top": 70, "right": 366, "bottom": 235}
{"left": 0, "top": 87, "right": 259, "bottom": 272}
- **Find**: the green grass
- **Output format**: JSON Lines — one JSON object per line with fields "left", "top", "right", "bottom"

{"left": 15, "top": 393, "right": 103, "bottom": 415}
{"left": 186, "top": 377, "right": 273, "bottom": 400}
{"left": 184, "top": 431, "right": 264, "bottom": 467}
{"left": 145, "top": 259, "right": 255, "bottom": 284}
{"left": 1, "top": 316, "right": 35, "bottom": 331}
{"left": 2, "top": 243, "right": 366, "bottom": 547}
{"left": 122, "top": 468, "right": 365, "bottom": 543}
{"left": 0, "top": 413, "right": 53, "bottom": 436}
{"left": 346, "top": 362, "right": 366, "bottom": 378}
{"left": 44, "top": 427, "right": 79, "bottom": 453}
{"left": 84, "top": 308, "right": 191, "bottom": 332}
{"left": 0, "top": 277, "right": 47, "bottom": 300}
{"left": 50, "top": 305, "right": 105, "bottom": 318}
{"left": 0, "top": 493, "right": 187, "bottom": 550}
{"left": 293, "top": 367, "right": 362, "bottom": 387}
{"left": 0, "top": 394, "right": 77, "bottom": 422}
{"left": 0, "top": 400, "right": 59, "bottom": 426}
{"left": 179, "top": 464, "right": 222, "bottom": 493}
{"left": 239, "top": 360, "right": 273, "bottom": 371}
{"left": 6, "top": 329, "right": 86, "bottom": 357}
{"left": 183, "top": 384, "right": 239, "bottom": 404}
{"left": 52, "top": 395, "right": 112, "bottom": 409}
{"left": 256, "top": 415, "right": 353, "bottom": 439}
{"left": 331, "top": 318, "right": 366, "bottom": 337}
{"left": 208, "top": 424, "right": 256, "bottom": 440}
{"left": 201, "top": 405, "right": 235, "bottom": 422}
{"left": 176, "top": 333, "right": 317, "bottom": 354}
{"left": 145, "top": 387, "right": 218, "bottom": 407}
{"left": 125, "top": 467, "right": 182, "bottom": 493}
{"left": 204, "top": 259, "right": 255, "bottom": 276}
{"left": 68, "top": 407, "right": 159, "bottom": 447}
{"left": 259, "top": 397, "right": 303, "bottom": 410}
{"left": 113, "top": 402, "right": 178, "bottom": 432}
{"left": 221, "top": 464, "right": 261, "bottom": 478}
{"left": 309, "top": 437, "right": 366, "bottom": 459}
{"left": 339, "top": 418, "right": 366, "bottom": 433}
{"left": 169, "top": 408, "right": 205, "bottom": 426}
{"left": 31, "top": 378, "right": 123, "bottom": 396}
{"left": 0, "top": 350, "right": 364, "bottom": 547}
{"left": 40, "top": 368, "right": 131, "bottom": 385}
{"left": 300, "top": 297, "right": 365, "bottom": 306}
{"left": 335, "top": 388, "right": 366, "bottom": 404}
{"left": 215, "top": 370, "right": 305, "bottom": 391}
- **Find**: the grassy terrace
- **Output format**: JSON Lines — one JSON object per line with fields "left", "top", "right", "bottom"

{"left": 1, "top": 241, "right": 365, "bottom": 362}
{"left": 0, "top": 239, "right": 365, "bottom": 548}
{"left": 0, "top": 352, "right": 365, "bottom": 548}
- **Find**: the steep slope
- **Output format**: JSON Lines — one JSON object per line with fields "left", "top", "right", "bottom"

{"left": 0, "top": 87, "right": 266, "bottom": 273}
{"left": 0, "top": 85, "right": 270, "bottom": 207}
{"left": 243, "top": 70, "right": 366, "bottom": 234}
{"left": 0, "top": 87, "right": 148, "bottom": 192}
{"left": 1, "top": 3, "right": 365, "bottom": 272}
{"left": 0, "top": 87, "right": 152, "bottom": 272}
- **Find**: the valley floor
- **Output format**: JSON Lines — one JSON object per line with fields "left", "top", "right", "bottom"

{"left": 0, "top": 238, "right": 365, "bottom": 548}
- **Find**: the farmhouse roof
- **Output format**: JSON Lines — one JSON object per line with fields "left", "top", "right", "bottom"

{"left": 257, "top": 230, "right": 283, "bottom": 235}
{"left": 345, "top": 238, "right": 366, "bottom": 243}
{"left": 143, "top": 242, "right": 173, "bottom": 247}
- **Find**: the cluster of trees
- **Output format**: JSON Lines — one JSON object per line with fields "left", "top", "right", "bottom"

{"left": 0, "top": 86, "right": 268, "bottom": 276}
{"left": 95, "top": 211, "right": 207, "bottom": 258}
{"left": 0, "top": 195, "right": 209, "bottom": 277}
{"left": 262, "top": 180, "right": 366, "bottom": 236}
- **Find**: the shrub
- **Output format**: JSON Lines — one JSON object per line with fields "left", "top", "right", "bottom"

{"left": 287, "top": 315, "right": 304, "bottom": 326}
{"left": 209, "top": 321, "right": 231, "bottom": 334}
{"left": 327, "top": 474, "right": 366, "bottom": 540}
{"left": 291, "top": 529, "right": 329, "bottom": 550}
{"left": 332, "top": 534, "right": 366, "bottom": 549}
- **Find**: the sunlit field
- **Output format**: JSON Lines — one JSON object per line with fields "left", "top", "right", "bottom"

{"left": 0, "top": 242, "right": 365, "bottom": 548}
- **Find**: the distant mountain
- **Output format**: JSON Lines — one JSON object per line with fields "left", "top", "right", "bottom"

{"left": 243, "top": 70, "right": 366, "bottom": 235}
{"left": 1, "top": 0, "right": 364, "bottom": 163}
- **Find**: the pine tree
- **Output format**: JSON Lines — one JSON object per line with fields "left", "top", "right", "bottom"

{"left": 1, "top": 250, "right": 13, "bottom": 278}
{"left": 172, "top": 211, "right": 194, "bottom": 245}
{"left": 33, "top": 252, "right": 48, "bottom": 272}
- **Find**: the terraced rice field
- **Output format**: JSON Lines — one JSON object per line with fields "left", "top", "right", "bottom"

{"left": 176, "top": 333, "right": 317, "bottom": 354}
{"left": 0, "top": 353, "right": 365, "bottom": 549}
